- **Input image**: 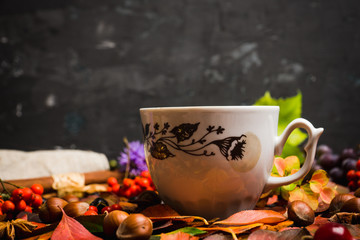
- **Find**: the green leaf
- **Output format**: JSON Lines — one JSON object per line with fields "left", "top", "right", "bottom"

{"left": 254, "top": 91, "right": 307, "bottom": 162}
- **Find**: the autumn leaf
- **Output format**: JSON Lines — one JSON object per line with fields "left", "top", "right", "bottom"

{"left": 273, "top": 156, "right": 300, "bottom": 177}
{"left": 198, "top": 223, "right": 262, "bottom": 239}
{"left": 142, "top": 204, "right": 180, "bottom": 217}
{"left": 214, "top": 210, "right": 286, "bottom": 225}
{"left": 160, "top": 232, "right": 199, "bottom": 240}
{"left": 288, "top": 185, "right": 319, "bottom": 210}
{"left": 51, "top": 208, "right": 102, "bottom": 240}
{"left": 309, "top": 170, "right": 329, "bottom": 193}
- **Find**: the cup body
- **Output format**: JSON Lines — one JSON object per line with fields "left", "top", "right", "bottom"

{"left": 140, "top": 106, "right": 279, "bottom": 219}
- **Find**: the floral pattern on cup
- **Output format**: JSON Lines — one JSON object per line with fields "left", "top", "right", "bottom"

{"left": 143, "top": 122, "right": 249, "bottom": 161}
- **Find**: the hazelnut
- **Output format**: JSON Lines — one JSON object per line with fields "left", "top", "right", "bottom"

{"left": 340, "top": 197, "right": 360, "bottom": 213}
{"left": 39, "top": 197, "right": 68, "bottom": 223}
{"left": 103, "top": 210, "right": 129, "bottom": 237}
{"left": 116, "top": 213, "right": 153, "bottom": 240}
{"left": 63, "top": 201, "right": 90, "bottom": 217}
{"left": 329, "top": 194, "right": 355, "bottom": 214}
{"left": 287, "top": 200, "right": 315, "bottom": 226}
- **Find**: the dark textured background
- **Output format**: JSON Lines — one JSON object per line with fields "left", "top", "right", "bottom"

{"left": 0, "top": 0, "right": 359, "bottom": 159}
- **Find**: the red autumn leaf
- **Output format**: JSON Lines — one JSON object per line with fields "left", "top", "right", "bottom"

{"left": 214, "top": 210, "right": 286, "bottom": 225}
{"left": 160, "top": 232, "right": 199, "bottom": 240}
{"left": 51, "top": 208, "right": 102, "bottom": 240}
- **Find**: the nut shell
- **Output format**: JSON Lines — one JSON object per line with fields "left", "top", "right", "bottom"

{"left": 63, "top": 201, "right": 90, "bottom": 217}
{"left": 116, "top": 213, "right": 153, "bottom": 240}
{"left": 287, "top": 200, "right": 315, "bottom": 227}
{"left": 39, "top": 197, "right": 68, "bottom": 223}
{"left": 329, "top": 194, "right": 355, "bottom": 214}
{"left": 103, "top": 210, "right": 129, "bottom": 236}
{"left": 340, "top": 197, "right": 360, "bottom": 213}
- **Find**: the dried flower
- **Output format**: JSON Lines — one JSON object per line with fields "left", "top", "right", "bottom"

{"left": 118, "top": 140, "right": 147, "bottom": 176}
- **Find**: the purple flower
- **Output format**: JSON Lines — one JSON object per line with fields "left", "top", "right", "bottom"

{"left": 118, "top": 140, "right": 147, "bottom": 176}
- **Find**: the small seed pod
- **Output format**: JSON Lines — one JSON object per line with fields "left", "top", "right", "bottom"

{"left": 340, "top": 197, "right": 360, "bottom": 213}
{"left": 116, "top": 213, "right": 153, "bottom": 240}
{"left": 329, "top": 194, "right": 355, "bottom": 214}
{"left": 287, "top": 200, "right": 315, "bottom": 227}
{"left": 63, "top": 201, "right": 90, "bottom": 217}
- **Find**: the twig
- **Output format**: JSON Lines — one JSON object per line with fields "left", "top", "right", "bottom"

{"left": 123, "top": 137, "right": 131, "bottom": 179}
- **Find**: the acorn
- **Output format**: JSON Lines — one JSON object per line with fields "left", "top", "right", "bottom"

{"left": 39, "top": 197, "right": 69, "bottom": 223}
{"left": 329, "top": 194, "right": 355, "bottom": 214}
{"left": 63, "top": 201, "right": 90, "bottom": 217}
{"left": 287, "top": 200, "right": 315, "bottom": 227}
{"left": 103, "top": 210, "right": 129, "bottom": 237}
{"left": 116, "top": 213, "right": 153, "bottom": 240}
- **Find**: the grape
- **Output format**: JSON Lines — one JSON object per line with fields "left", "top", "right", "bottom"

{"left": 316, "top": 144, "right": 332, "bottom": 159}
{"left": 329, "top": 167, "right": 345, "bottom": 185}
{"left": 341, "top": 158, "right": 357, "bottom": 172}
{"left": 341, "top": 148, "right": 357, "bottom": 160}
{"left": 313, "top": 222, "right": 354, "bottom": 240}
{"left": 318, "top": 153, "right": 340, "bottom": 169}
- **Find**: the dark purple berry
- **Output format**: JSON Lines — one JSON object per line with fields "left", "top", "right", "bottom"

{"left": 341, "top": 148, "right": 357, "bottom": 160}
{"left": 342, "top": 158, "right": 357, "bottom": 172}
{"left": 329, "top": 167, "right": 345, "bottom": 185}
{"left": 319, "top": 153, "right": 340, "bottom": 169}
{"left": 316, "top": 144, "right": 332, "bottom": 159}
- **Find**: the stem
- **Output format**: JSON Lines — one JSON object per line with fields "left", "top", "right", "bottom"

{"left": 0, "top": 179, "right": 12, "bottom": 195}
{"left": 123, "top": 137, "right": 131, "bottom": 179}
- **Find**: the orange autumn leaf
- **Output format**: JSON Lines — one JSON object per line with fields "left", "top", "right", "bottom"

{"left": 198, "top": 223, "right": 262, "bottom": 238}
{"left": 309, "top": 170, "right": 329, "bottom": 193}
{"left": 160, "top": 232, "right": 199, "bottom": 240}
{"left": 319, "top": 187, "right": 337, "bottom": 204}
{"left": 21, "top": 232, "right": 53, "bottom": 240}
{"left": 214, "top": 210, "right": 286, "bottom": 225}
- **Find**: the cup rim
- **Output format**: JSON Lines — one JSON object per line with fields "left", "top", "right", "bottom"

{"left": 140, "top": 105, "right": 279, "bottom": 111}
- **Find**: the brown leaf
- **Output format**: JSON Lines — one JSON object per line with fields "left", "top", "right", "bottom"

{"left": 51, "top": 208, "right": 102, "bottom": 240}
{"left": 198, "top": 223, "right": 263, "bottom": 240}
{"left": 214, "top": 210, "right": 286, "bottom": 225}
{"left": 305, "top": 216, "right": 329, "bottom": 236}
{"left": 259, "top": 220, "right": 294, "bottom": 231}
{"left": 150, "top": 216, "right": 209, "bottom": 225}
{"left": 142, "top": 204, "right": 180, "bottom": 217}
{"left": 248, "top": 228, "right": 310, "bottom": 240}
{"left": 329, "top": 212, "right": 360, "bottom": 224}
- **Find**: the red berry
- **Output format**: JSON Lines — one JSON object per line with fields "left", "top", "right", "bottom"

{"left": 16, "top": 200, "right": 27, "bottom": 211}
{"left": 314, "top": 222, "right": 354, "bottom": 240}
{"left": 22, "top": 188, "right": 34, "bottom": 203}
{"left": 12, "top": 188, "right": 24, "bottom": 201}
{"left": 356, "top": 159, "right": 360, "bottom": 171}
{"left": 88, "top": 205, "right": 98, "bottom": 213}
{"left": 347, "top": 170, "right": 357, "bottom": 181}
{"left": 2, "top": 200, "right": 15, "bottom": 213}
{"left": 137, "top": 178, "right": 151, "bottom": 189}
{"left": 84, "top": 210, "right": 98, "bottom": 216}
{"left": 32, "top": 194, "right": 43, "bottom": 208}
{"left": 123, "top": 178, "right": 134, "bottom": 188}
{"left": 348, "top": 181, "right": 358, "bottom": 191}
{"left": 112, "top": 184, "right": 121, "bottom": 194}
{"left": 355, "top": 171, "right": 360, "bottom": 180}
{"left": 25, "top": 206, "right": 32, "bottom": 213}
{"left": 31, "top": 184, "right": 44, "bottom": 195}
{"left": 107, "top": 177, "right": 118, "bottom": 187}
{"left": 101, "top": 206, "right": 112, "bottom": 214}
{"left": 0, "top": 198, "right": 4, "bottom": 208}
{"left": 110, "top": 203, "right": 122, "bottom": 211}
{"left": 140, "top": 170, "right": 151, "bottom": 179}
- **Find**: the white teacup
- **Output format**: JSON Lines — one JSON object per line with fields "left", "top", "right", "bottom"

{"left": 140, "top": 106, "right": 323, "bottom": 219}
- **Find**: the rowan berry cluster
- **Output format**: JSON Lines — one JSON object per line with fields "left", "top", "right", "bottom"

{"left": 0, "top": 184, "right": 44, "bottom": 219}
{"left": 346, "top": 159, "right": 360, "bottom": 191}
{"left": 106, "top": 170, "right": 155, "bottom": 198}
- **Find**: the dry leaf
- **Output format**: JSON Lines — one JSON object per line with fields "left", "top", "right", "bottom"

{"left": 160, "top": 232, "right": 199, "bottom": 240}
{"left": 142, "top": 204, "right": 180, "bottom": 217}
{"left": 214, "top": 210, "right": 286, "bottom": 225}
{"left": 260, "top": 220, "right": 294, "bottom": 231}
{"left": 198, "top": 223, "right": 263, "bottom": 240}
{"left": 150, "top": 216, "right": 209, "bottom": 225}
{"left": 51, "top": 208, "right": 102, "bottom": 240}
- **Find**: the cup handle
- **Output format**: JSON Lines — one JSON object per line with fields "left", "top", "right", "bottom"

{"left": 263, "top": 118, "right": 324, "bottom": 193}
